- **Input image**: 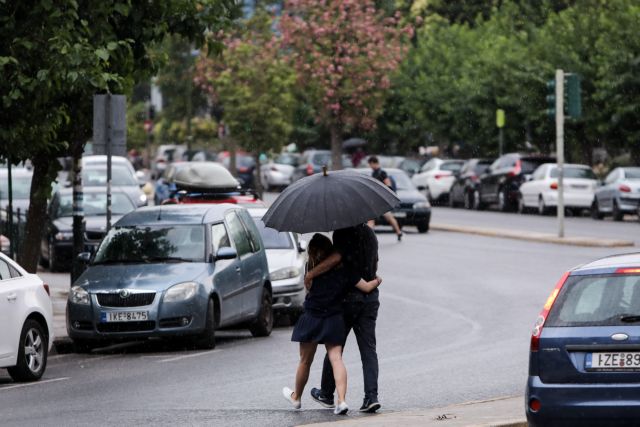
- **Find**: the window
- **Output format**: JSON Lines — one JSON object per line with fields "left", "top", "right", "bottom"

{"left": 0, "top": 259, "right": 11, "bottom": 280}
{"left": 252, "top": 217, "right": 292, "bottom": 249}
{"left": 550, "top": 166, "right": 597, "bottom": 179}
{"left": 238, "top": 211, "right": 262, "bottom": 253}
{"left": 441, "top": 161, "right": 463, "bottom": 172}
{"left": 225, "top": 212, "right": 252, "bottom": 257}
{"left": 623, "top": 167, "right": 640, "bottom": 180}
{"left": 532, "top": 165, "right": 546, "bottom": 180}
{"left": 8, "top": 264, "right": 21, "bottom": 278}
{"left": 421, "top": 159, "right": 436, "bottom": 172}
{"left": 211, "top": 223, "right": 231, "bottom": 254}
{"left": 605, "top": 169, "right": 619, "bottom": 185}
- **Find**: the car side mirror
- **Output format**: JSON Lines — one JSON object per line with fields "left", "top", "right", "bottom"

{"left": 77, "top": 252, "right": 91, "bottom": 264}
{"left": 298, "top": 240, "right": 308, "bottom": 253}
{"left": 215, "top": 247, "right": 237, "bottom": 260}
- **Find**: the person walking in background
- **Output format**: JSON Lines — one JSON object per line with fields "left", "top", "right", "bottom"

{"left": 304, "top": 223, "right": 383, "bottom": 413}
{"left": 283, "top": 234, "right": 382, "bottom": 415}
{"left": 367, "top": 156, "right": 403, "bottom": 241}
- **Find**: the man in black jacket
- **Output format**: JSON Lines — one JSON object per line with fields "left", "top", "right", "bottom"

{"left": 303, "top": 223, "right": 381, "bottom": 413}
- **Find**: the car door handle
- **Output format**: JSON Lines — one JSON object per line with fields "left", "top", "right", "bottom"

{"left": 7, "top": 293, "right": 17, "bottom": 302}
{"left": 235, "top": 267, "right": 241, "bottom": 273}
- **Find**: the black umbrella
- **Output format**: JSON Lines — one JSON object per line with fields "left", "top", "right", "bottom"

{"left": 341, "top": 138, "right": 367, "bottom": 151}
{"left": 263, "top": 168, "right": 399, "bottom": 233}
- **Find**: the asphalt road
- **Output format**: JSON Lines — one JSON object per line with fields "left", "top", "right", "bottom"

{"left": 0, "top": 223, "right": 622, "bottom": 426}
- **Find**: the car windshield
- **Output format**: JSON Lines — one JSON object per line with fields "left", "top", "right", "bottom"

{"left": 547, "top": 274, "right": 640, "bottom": 327}
{"left": 623, "top": 168, "right": 640, "bottom": 180}
{"left": 275, "top": 154, "right": 298, "bottom": 166}
{"left": 388, "top": 172, "right": 413, "bottom": 191}
{"left": 253, "top": 218, "right": 292, "bottom": 249}
{"left": 441, "top": 161, "right": 463, "bottom": 172}
{"left": 83, "top": 166, "right": 138, "bottom": 186}
{"left": 311, "top": 152, "right": 331, "bottom": 165}
{"left": 550, "top": 166, "right": 597, "bottom": 179}
{"left": 0, "top": 174, "right": 32, "bottom": 200}
{"left": 474, "top": 162, "right": 492, "bottom": 175}
{"left": 56, "top": 192, "right": 135, "bottom": 218}
{"left": 93, "top": 225, "right": 206, "bottom": 263}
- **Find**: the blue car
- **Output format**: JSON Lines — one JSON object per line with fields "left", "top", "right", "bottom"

{"left": 527, "top": 253, "right": 640, "bottom": 426}
{"left": 67, "top": 204, "right": 273, "bottom": 351}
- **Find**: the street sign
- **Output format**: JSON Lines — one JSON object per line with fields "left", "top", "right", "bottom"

{"left": 93, "top": 95, "right": 127, "bottom": 157}
{"left": 496, "top": 109, "right": 505, "bottom": 128}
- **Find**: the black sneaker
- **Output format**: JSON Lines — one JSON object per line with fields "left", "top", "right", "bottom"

{"left": 397, "top": 233, "right": 403, "bottom": 242}
{"left": 310, "top": 387, "right": 335, "bottom": 408}
{"left": 359, "top": 398, "right": 381, "bottom": 413}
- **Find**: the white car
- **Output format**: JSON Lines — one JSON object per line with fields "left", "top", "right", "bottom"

{"left": 260, "top": 153, "right": 299, "bottom": 191}
{"left": 411, "top": 158, "right": 464, "bottom": 203}
{"left": 249, "top": 208, "right": 306, "bottom": 321}
{"left": 518, "top": 163, "right": 598, "bottom": 215}
{"left": 0, "top": 253, "right": 54, "bottom": 382}
{"left": 77, "top": 155, "right": 148, "bottom": 207}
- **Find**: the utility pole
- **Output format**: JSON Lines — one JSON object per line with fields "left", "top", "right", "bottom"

{"left": 555, "top": 69, "right": 565, "bottom": 238}
{"left": 7, "top": 156, "right": 14, "bottom": 259}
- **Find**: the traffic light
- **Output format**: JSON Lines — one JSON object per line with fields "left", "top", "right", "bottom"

{"left": 565, "top": 74, "right": 581, "bottom": 119}
{"left": 546, "top": 79, "right": 556, "bottom": 118}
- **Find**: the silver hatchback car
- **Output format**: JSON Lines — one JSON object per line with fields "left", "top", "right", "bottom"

{"left": 591, "top": 167, "right": 640, "bottom": 221}
{"left": 67, "top": 204, "right": 273, "bottom": 351}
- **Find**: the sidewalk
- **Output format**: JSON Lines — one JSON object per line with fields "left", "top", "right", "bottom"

{"left": 305, "top": 396, "right": 526, "bottom": 427}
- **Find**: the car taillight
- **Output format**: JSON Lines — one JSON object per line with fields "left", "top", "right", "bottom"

{"left": 530, "top": 271, "right": 570, "bottom": 352}
{"left": 550, "top": 182, "right": 558, "bottom": 190}
{"left": 616, "top": 267, "right": 640, "bottom": 274}
{"left": 306, "top": 164, "right": 314, "bottom": 175}
{"left": 238, "top": 167, "right": 248, "bottom": 173}
{"left": 620, "top": 184, "right": 631, "bottom": 193}
{"left": 434, "top": 172, "right": 451, "bottom": 180}
{"left": 157, "top": 159, "right": 166, "bottom": 163}
{"left": 43, "top": 283, "right": 50, "bottom": 296}
{"left": 507, "top": 159, "right": 522, "bottom": 178}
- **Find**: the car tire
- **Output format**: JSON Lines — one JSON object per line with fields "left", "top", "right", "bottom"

{"left": 8, "top": 319, "right": 48, "bottom": 382}
{"left": 249, "top": 287, "right": 273, "bottom": 338}
{"left": 417, "top": 221, "right": 429, "bottom": 233}
{"left": 591, "top": 200, "right": 604, "bottom": 220}
{"left": 612, "top": 200, "right": 624, "bottom": 222}
{"left": 194, "top": 298, "right": 216, "bottom": 350}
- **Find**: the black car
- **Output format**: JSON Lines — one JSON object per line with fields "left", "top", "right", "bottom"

{"left": 477, "top": 153, "right": 555, "bottom": 212}
{"left": 368, "top": 168, "right": 431, "bottom": 233}
{"left": 449, "top": 158, "right": 493, "bottom": 209}
{"left": 41, "top": 187, "right": 137, "bottom": 271}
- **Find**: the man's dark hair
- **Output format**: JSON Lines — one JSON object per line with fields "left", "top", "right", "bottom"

{"left": 367, "top": 156, "right": 379, "bottom": 164}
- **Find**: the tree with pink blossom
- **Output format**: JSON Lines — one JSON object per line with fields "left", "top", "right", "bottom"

{"left": 280, "top": 0, "right": 412, "bottom": 169}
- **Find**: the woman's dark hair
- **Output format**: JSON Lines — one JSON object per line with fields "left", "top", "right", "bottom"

{"left": 307, "top": 233, "right": 333, "bottom": 270}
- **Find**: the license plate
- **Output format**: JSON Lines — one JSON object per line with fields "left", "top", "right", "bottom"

{"left": 586, "top": 352, "right": 640, "bottom": 370}
{"left": 570, "top": 184, "right": 588, "bottom": 190}
{"left": 393, "top": 211, "right": 407, "bottom": 218}
{"left": 101, "top": 311, "right": 149, "bottom": 322}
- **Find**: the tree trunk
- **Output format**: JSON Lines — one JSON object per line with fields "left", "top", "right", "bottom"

{"left": 18, "top": 156, "right": 59, "bottom": 273}
{"left": 330, "top": 123, "right": 342, "bottom": 171}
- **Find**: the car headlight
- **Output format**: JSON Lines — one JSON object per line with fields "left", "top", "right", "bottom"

{"left": 413, "top": 201, "right": 431, "bottom": 209}
{"left": 270, "top": 267, "right": 301, "bottom": 281}
{"left": 139, "top": 194, "right": 148, "bottom": 204}
{"left": 55, "top": 231, "right": 73, "bottom": 241}
{"left": 164, "top": 282, "right": 198, "bottom": 302}
{"left": 70, "top": 286, "right": 90, "bottom": 305}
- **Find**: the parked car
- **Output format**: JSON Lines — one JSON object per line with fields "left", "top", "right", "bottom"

{"left": 152, "top": 144, "right": 186, "bottom": 179}
{"left": 477, "top": 153, "right": 555, "bottom": 212}
{"left": 67, "top": 204, "right": 273, "bottom": 351}
{"left": 181, "top": 149, "right": 217, "bottom": 162}
{"left": 248, "top": 208, "right": 306, "bottom": 322}
{"left": 0, "top": 252, "right": 54, "bottom": 382}
{"left": 411, "top": 158, "right": 464, "bottom": 204}
{"left": 591, "top": 167, "right": 640, "bottom": 221}
{"left": 398, "top": 158, "right": 424, "bottom": 178}
{"left": 0, "top": 167, "right": 33, "bottom": 216}
{"left": 518, "top": 163, "right": 598, "bottom": 215}
{"left": 448, "top": 159, "right": 493, "bottom": 209}
{"left": 221, "top": 154, "right": 257, "bottom": 189}
{"left": 41, "top": 187, "right": 137, "bottom": 271}
{"left": 72, "top": 156, "right": 148, "bottom": 207}
{"left": 526, "top": 252, "right": 640, "bottom": 425}
{"left": 260, "top": 153, "right": 300, "bottom": 191}
{"left": 363, "top": 168, "right": 431, "bottom": 233}
{"left": 293, "top": 150, "right": 351, "bottom": 181}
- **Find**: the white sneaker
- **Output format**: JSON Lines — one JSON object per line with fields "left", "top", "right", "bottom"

{"left": 282, "top": 387, "right": 301, "bottom": 409}
{"left": 334, "top": 401, "right": 349, "bottom": 415}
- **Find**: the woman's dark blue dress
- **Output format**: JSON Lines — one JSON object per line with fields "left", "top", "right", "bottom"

{"left": 291, "top": 267, "right": 360, "bottom": 345}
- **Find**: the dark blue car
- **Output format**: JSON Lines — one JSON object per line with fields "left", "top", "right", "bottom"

{"left": 527, "top": 253, "right": 640, "bottom": 426}
{"left": 67, "top": 204, "right": 273, "bottom": 351}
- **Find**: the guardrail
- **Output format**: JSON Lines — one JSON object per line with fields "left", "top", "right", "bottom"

{"left": 0, "top": 207, "right": 28, "bottom": 259}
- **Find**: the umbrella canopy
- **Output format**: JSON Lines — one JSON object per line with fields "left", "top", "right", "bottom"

{"left": 341, "top": 138, "right": 367, "bottom": 150}
{"left": 263, "top": 169, "right": 399, "bottom": 233}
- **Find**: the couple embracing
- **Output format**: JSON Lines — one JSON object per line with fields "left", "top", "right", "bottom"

{"left": 282, "top": 223, "right": 382, "bottom": 415}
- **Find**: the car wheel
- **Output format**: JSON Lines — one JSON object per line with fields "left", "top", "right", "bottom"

{"left": 194, "top": 298, "right": 216, "bottom": 350}
{"left": 612, "top": 200, "right": 624, "bottom": 221}
{"left": 417, "top": 221, "right": 429, "bottom": 233}
{"left": 8, "top": 319, "right": 48, "bottom": 382}
{"left": 538, "top": 196, "right": 550, "bottom": 215}
{"left": 591, "top": 200, "right": 604, "bottom": 220}
{"left": 249, "top": 287, "right": 273, "bottom": 337}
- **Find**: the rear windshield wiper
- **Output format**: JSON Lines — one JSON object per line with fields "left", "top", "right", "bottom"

{"left": 620, "top": 315, "right": 640, "bottom": 323}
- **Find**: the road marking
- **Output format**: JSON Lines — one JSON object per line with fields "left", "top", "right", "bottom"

{"left": 157, "top": 350, "right": 220, "bottom": 363}
{"left": 0, "top": 377, "right": 69, "bottom": 391}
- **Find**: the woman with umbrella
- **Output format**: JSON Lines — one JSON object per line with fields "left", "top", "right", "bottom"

{"left": 282, "top": 234, "right": 382, "bottom": 415}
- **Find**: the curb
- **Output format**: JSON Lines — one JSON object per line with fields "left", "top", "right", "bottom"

{"left": 431, "top": 223, "right": 634, "bottom": 248}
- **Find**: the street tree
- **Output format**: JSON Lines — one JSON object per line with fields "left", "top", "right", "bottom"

{"left": 280, "top": 0, "right": 411, "bottom": 169}
{"left": 0, "top": 0, "right": 239, "bottom": 272}
{"left": 196, "top": 10, "right": 296, "bottom": 197}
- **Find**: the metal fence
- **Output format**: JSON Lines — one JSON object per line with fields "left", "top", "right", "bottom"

{"left": 0, "top": 207, "right": 28, "bottom": 259}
